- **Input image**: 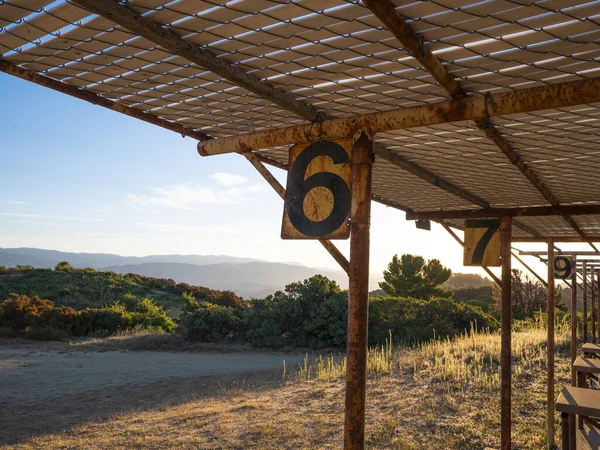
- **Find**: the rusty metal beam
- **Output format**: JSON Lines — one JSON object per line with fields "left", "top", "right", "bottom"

{"left": 569, "top": 254, "right": 577, "bottom": 448}
{"left": 584, "top": 262, "right": 589, "bottom": 343}
{"left": 0, "top": 60, "right": 210, "bottom": 141}
{"left": 500, "top": 216, "right": 512, "bottom": 450}
{"left": 198, "top": 76, "right": 600, "bottom": 155}
{"left": 362, "top": 0, "right": 594, "bottom": 250}
{"left": 406, "top": 204, "right": 600, "bottom": 221}
{"left": 71, "top": 0, "right": 325, "bottom": 123}
{"left": 244, "top": 152, "right": 350, "bottom": 275}
{"left": 512, "top": 236, "right": 600, "bottom": 243}
{"left": 511, "top": 251, "right": 548, "bottom": 288}
{"left": 547, "top": 240, "right": 555, "bottom": 450}
{"left": 344, "top": 131, "right": 374, "bottom": 450}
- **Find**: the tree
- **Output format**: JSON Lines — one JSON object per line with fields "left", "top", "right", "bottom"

{"left": 55, "top": 261, "right": 74, "bottom": 272}
{"left": 378, "top": 254, "right": 452, "bottom": 300}
{"left": 492, "top": 269, "right": 564, "bottom": 319}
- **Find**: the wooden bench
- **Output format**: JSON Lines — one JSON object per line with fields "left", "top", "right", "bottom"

{"left": 583, "top": 343, "right": 600, "bottom": 359}
{"left": 556, "top": 386, "right": 600, "bottom": 450}
{"left": 574, "top": 357, "right": 600, "bottom": 390}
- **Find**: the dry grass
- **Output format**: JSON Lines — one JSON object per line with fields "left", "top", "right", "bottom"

{"left": 3, "top": 323, "right": 571, "bottom": 450}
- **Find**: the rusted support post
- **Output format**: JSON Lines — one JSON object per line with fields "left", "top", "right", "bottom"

{"left": 583, "top": 262, "right": 588, "bottom": 343}
{"left": 592, "top": 269, "right": 597, "bottom": 344}
{"left": 569, "top": 255, "right": 577, "bottom": 449}
{"left": 344, "top": 131, "right": 374, "bottom": 450}
{"left": 571, "top": 255, "right": 578, "bottom": 385}
{"left": 243, "top": 152, "right": 350, "bottom": 275}
{"left": 547, "top": 240, "right": 555, "bottom": 449}
{"left": 500, "top": 216, "right": 512, "bottom": 450}
{"left": 597, "top": 269, "right": 600, "bottom": 343}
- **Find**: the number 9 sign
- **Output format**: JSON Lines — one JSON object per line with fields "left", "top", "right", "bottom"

{"left": 553, "top": 255, "right": 572, "bottom": 279}
{"left": 281, "top": 139, "right": 352, "bottom": 239}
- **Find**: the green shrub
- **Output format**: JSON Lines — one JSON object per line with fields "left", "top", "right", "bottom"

{"left": 369, "top": 296, "right": 499, "bottom": 345}
{"left": 73, "top": 309, "right": 128, "bottom": 336}
{"left": 26, "top": 327, "right": 69, "bottom": 341}
{"left": 180, "top": 302, "right": 245, "bottom": 342}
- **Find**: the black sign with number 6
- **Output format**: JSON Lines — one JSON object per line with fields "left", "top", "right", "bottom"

{"left": 282, "top": 139, "right": 352, "bottom": 239}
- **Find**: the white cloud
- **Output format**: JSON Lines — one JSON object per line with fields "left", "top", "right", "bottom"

{"left": 209, "top": 172, "right": 248, "bottom": 187}
{"left": 8, "top": 200, "right": 28, "bottom": 205}
{"left": 124, "top": 182, "right": 263, "bottom": 209}
{"left": 0, "top": 213, "right": 100, "bottom": 222}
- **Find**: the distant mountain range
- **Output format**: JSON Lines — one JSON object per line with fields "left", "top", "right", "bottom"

{"left": 0, "top": 248, "right": 494, "bottom": 298}
{"left": 0, "top": 247, "right": 348, "bottom": 298}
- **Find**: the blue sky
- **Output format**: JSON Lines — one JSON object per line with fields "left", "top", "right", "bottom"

{"left": 1, "top": 72, "right": 558, "bottom": 280}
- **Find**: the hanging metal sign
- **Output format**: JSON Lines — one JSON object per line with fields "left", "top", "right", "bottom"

{"left": 281, "top": 139, "right": 352, "bottom": 239}
{"left": 553, "top": 255, "right": 572, "bottom": 279}
{"left": 463, "top": 219, "right": 501, "bottom": 266}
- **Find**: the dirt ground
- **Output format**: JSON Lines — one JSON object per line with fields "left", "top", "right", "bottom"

{"left": 0, "top": 343, "right": 304, "bottom": 446}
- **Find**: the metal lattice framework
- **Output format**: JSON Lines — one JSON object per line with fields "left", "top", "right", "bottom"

{"left": 2, "top": 0, "right": 600, "bottom": 243}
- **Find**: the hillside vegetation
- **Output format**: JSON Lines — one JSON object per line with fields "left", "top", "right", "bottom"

{"left": 0, "top": 264, "right": 241, "bottom": 311}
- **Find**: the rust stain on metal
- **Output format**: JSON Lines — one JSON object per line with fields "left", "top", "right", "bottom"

{"left": 500, "top": 216, "right": 512, "bottom": 450}
{"left": 344, "top": 130, "right": 373, "bottom": 450}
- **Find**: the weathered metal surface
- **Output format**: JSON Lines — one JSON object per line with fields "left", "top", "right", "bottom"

{"left": 440, "top": 222, "right": 501, "bottom": 287}
{"left": 281, "top": 139, "right": 352, "bottom": 240}
{"left": 463, "top": 219, "right": 501, "bottom": 267}
{"left": 344, "top": 131, "right": 373, "bottom": 450}
{"left": 406, "top": 204, "right": 600, "bottom": 221}
{"left": 0, "top": 60, "right": 210, "bottom": 142}
{"left": 584, "top": 263, "right": 589, "bottom": 344}
{"left": 71, "top": 0, "right": 325, "bottom": 123}
{"left": 597, "top": 270, "right": 600, "bottom": 344}
{"left": 244, "top": 152, "right": 350, "bottom": 275}
{"left": 593, "top": 269, "right": 597, "bottom": 345}
{"left": 547, "top": 240, "right": 555, "bottom": 450}
{"left": 500, "top": 216, "right": 512, "bottom": 450}
{"left": 571, "top": 256, "right": 578, "bottom": 389}
{"left": 554, "top": 256, "right": 573, "bottom": 280}
{"left": 198, "top": 76, "right": 600, "bottom": 156}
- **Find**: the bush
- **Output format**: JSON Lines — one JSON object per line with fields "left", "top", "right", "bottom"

{"left": 0, "top": 294, "right": 55, "bottom": 331}
{"left": 39, "top": 306, "right": 78, "bottom": 334}
{"left": 369, "top": 296, "right": 499, "bottom": 345}
{"left": 26, "top": 327, "right": 69, "bottom": 341}
{"left": 73, "top": 309, "right": 128, "bottom": 336}
{"left": 245, "top": 275, "right": 347, "bottom": 348}
{"left": 180, "top": 302, "right": 245, "bottom": 342}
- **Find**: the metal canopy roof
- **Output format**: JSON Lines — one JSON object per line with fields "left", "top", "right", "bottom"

{"left": 2, "top": 0, "right": 600, "bottom": 241}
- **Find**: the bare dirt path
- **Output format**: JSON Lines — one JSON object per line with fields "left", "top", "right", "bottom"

{"left": 0, "top": 345, "right": 306, "bottom": 446}
{"left": 0, "top": 347, "right": 301, "bottom": 403}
